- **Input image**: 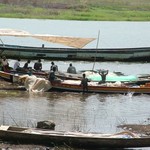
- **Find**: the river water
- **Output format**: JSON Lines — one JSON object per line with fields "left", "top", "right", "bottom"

{"left": 0, "top": 18, "right": 150, "bottom": 149}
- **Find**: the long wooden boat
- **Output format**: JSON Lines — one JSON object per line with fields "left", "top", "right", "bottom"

{"left": 51, "top": 80, "right": 150, "bottom": 94}
{"left": 0, "top": 125, "right": 149, "bottom": 148}
{"left": 1, "top": 70, "right": 150, "bottom": 91}
{"left": 1, "top": 44, "right": 150, "bottom": 61}
{"left": 56, "top": 72, "right": 150, "bottom": 85}
{"left": 0, "top": 70, "right": 80, "bottom": 83}
{"left": 1, "top": 29, "right": 150, "bottom": 61}
{"left": 0, "top": 71, "right": 19, "bottom": 83}
{"left": 0, "top": 70, "right": 48, "bottom": 83}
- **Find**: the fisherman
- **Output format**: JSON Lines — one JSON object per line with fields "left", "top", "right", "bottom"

{"left": 23, "top": 60, "right": 32, "bottom": 74}
{"left": 67, "top": 63, "right": 76, "bottom": 74}
{"left": 13, "top": 58, "right": 21, "bottom": 71}
{"left": 50, "top": 62, "right": 58, "bottom": 72}
{"left": 23, "top": 60, "right": 31, "bottom": 69}
{"left": 34, "top": 59, "right": 42, "bottom": 71}
{"left": 1, "top": 56, "right": 9, "bottom": 72}
{"left": 99, "top": 69, "right": 108, "bottom": 84}
{"left": 48, "top": 67, "right": 56, "bottom": 82}
{"left": 80, "top": 73, "right": 88, "bottom": 92}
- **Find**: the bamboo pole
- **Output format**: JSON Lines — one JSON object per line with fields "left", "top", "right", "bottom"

{"left": 92, "top": 30, "right": 100, "bottom": 71}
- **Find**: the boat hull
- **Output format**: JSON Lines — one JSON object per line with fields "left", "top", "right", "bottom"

{"left": 1, "top": 71, "right": 150, "bottom": 94}
{"left": 0, "top": 126, "right": 150, "bottom": 148}
{"left": 0, "top": 70, "right": 48, "bottom": 83}
{"left": 0, "top": 71, "right": 19, "bottom": 82}
{"left": 51, "top": 80, "right": 150, "bottom": 94}
{"left": 1, "top": 44, "right": 150, "bottom": 61}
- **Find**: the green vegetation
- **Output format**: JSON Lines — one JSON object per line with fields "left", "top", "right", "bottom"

{"left": 0, "top": 0, "right": 150, "bottom": 21}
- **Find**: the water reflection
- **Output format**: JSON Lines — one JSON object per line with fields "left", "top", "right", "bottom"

{"left": 79, "top": 93, "right": 90, "bottom": 102}
{"left": 0, "top": 90, "right": 149, "bottom": 133}
{"left": 0, "top": 90, "right": 149, "bottom": 149}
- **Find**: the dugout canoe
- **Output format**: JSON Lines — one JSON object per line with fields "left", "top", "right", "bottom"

{"left": 0, "top": 125, "right": 149, "bottom": 148}
{"left": 1, "top": 44, "right": 150, "bottom": 61}
{"left": 51, "top": 80, "right": 150, "bottom": 94}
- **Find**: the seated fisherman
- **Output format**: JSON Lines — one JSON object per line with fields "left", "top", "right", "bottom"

{"left": 13, "top": 58, "right": 21, "bottom": 71}
{"left": 23, "top": 60, "right": 31, "bottom": 71}
{"left": 48, "top": 67, "right": 61, "bottom": 84}
{"left": 1, "top": 56, "right": 9, "bottom": 72}
{"left": 67, "top": 63, "right": 76, "bottom": 74}
{"left": 23, "top": 60, "right": 33, "bottom": 75}
{"left": 34, "top": 59, "right": 42, "bottom": 71}
{"left": 50, "top": 62, "right": 58, "bottom": 72}
{"left": 48, "top": 67, "right": 56, "bottom": 82}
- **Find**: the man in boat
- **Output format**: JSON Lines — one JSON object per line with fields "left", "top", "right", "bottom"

{"left": 81, "top": 73, "right": 88, "bottom": 92}
{"left": 1, "top": 56, "right": 9, "bottom": 72}
{"left": 34, "top": 59, "right": 42, "bottom": 71}
{"left": 99, "top": 69, "right": 109, "bottom": 84}
{"left": 48, "top": 67, "right": 56, "bottom": 82}
{"left": 23, "top": 60, "right": 33, "bottom": 75}
{"left": 13, "top": 58, "right": 21, "bottom": 71}
{"left": 50, "top": 62, "right": 58, "bottom": 72}
{"left": 67, "top": 63, "right": 77, "bottom": 74}
{"left": 23, "top": 60, "right": 31, "bottom": 70}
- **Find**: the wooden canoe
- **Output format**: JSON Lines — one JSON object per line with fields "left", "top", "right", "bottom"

{"left": 52, "top": 71, "right": 150, "bottom": 85}
{"left": 1, "top": 67, "right": 150, "bottom": 84}
{"left": 1, "top": 70, "right": 150, "bottom": 94}
{"left": 0, "top": 125, "right": 149, "bottom": 148}
{"left": 1, "top": 44, "right": 150, "bottom": 61}
{"left": 0, "top": 70, "right": 48, "bottom": 83}
{"left": 51, "top": 80, "right": 150, "bottom": 94}
{"left": 0, "top": 71, "right": 19, "bottom": 83}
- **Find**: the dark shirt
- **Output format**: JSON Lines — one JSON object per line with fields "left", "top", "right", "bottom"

{"left": 34, "top": 62, "right": 42, "bottom": 71}
{"left": 67, "top": 66, "right": 76, "bottom": 74}
{"left": 81, "top": 77, "right": 88, "bottom": 92}
{"left": 23, "top": 62, "right": 28, "bottom": 69}
{"left": 50, "top": 65, "right": 58, "bottom": 72}
{"left": 81, "top": 78, "right": 88, "bottom": 87}
{"left": 49, "top": 71, "right": 55, "bottom": 81}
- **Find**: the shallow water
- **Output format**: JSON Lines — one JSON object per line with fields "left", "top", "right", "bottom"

{"left": 0, "top": 90, "right": 150, "bottom": 150}
{"left": 0, "top": 90, "right": 150, "bottom": 133}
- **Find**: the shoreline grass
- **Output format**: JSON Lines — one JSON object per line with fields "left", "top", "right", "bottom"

{"left": 0, "top": 1, "right": 150, "bottom": 21}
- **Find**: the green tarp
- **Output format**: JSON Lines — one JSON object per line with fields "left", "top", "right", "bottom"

{"left": 87, "top": 74, "right": 138, "bottom": 82}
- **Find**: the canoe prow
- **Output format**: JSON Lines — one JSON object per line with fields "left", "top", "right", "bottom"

{"left": 0, "top": 125, "right": 10, "bottom": 131}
